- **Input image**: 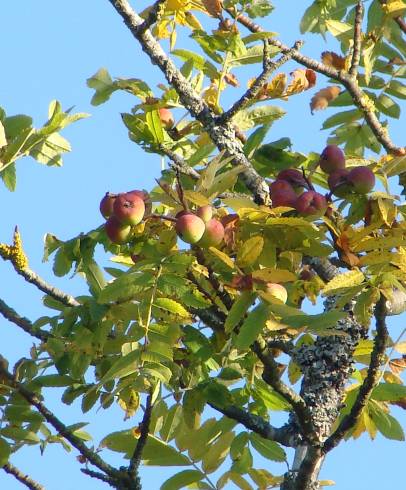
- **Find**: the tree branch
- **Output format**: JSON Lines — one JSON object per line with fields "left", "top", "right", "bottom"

{"left": 0, "top": 298, "right": 50, "bottom": 342}
{"left": 218, "top": 40, "right": 303, "bottom": 124}
{"left": 208, "top": 401, "right": 296, "bottom": 447}
{"left": 252, "top": 338, "right": 316, "bottom": 443}
{"left": 128, "top": 393, "right": 153, "bottom": 483}
{"left": 302, "top": 256, "right": 339, "bottom": 282}
{"left": 0, "top": 366, "right": 121, "bottom": 482}
{"left": 3, "top": 462, "right": 45, "bottom": 490}
{"left": 379, "top": 0, "right": 406, "bottom": 34}
{"left": 0, "top": 228, "right": 79, "bottom": 308}
{"left": 349, "top": 1, "right": 364, "bottom": 78}
{"left": 323, "top": 295, "right": 389, "bottom": 453}
{"left": 108, "top": 0, "right": 270, "bottom": 204}
{"left": 227, "top": 8, "right": 404, "bottom": 156}
{"left": 137, "top": 0, "right": 166, "bottom": 35}
{"left": 158, "top": 145, "right": 200, "bottom": 179}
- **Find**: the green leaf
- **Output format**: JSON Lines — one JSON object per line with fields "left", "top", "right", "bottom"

{"left": 0, "top": 163, "right": 16, "bottom": 191}
{"left": 369, "top": 403, "right": 405, "bottom": 441}
{"left": 160, "top": 470, "right": 204, "bottom": 490}
{"left": 233, "top": 106, "right": 285, "bottom": 131}
{"left": 323, "top": 270, "right": 365, "bottom": 296}
{"left": 87, "top": 68, "right": 117, "bottom": 105}
{"left": 98, "top": 272, "right": 154, "bottom": 303}
{"left": 160, "top": 404, "right": 183, "bottom": 442}
{"left": 0, "top": 437, "right": 11, "bottom": 467}
{"left": 154, "top": 298, "right": 190, "bottom": 318}
{"left": 244, "top": 124, "right": 271, "bottom": 158}
{"left": 201, "top": 431, "right": 235, "bottom": 473}
{"left": 376, "top": 93, "right": 400, "bottom": 119}
{"left": 225, "top": 292, "right": 256, "bottom": 333}
{"left": 236, "top": 236, "right": 264, "bottom": 268}
{"left": 146, "top": 109, "right": 165, "bottom": 144}
{"left": 322, "top": 109, "right": 362, "bottom": 130}
{"left": 385, "top": 80, "right": 406, "bottom": 100}
{"left": 250, "top": 433, "right": 286, "bottom": 462}
{"left": 97, "top": 350, "right": 140, "bottom": 386}
{"left": 235, "top": 302, "right": 270, "bottom": 350}
{"left": 371, "top": 383, "right": 406, "bottom": 402}
{"left": 143, "top": 435, "right": 192, "bottom": 466}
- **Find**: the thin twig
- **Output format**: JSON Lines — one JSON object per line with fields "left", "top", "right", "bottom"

{"left": 158, "top": 145, "right": 200, "bottom": 179}
{"left": 219, "top": 40, "right": 303, "bottom": 124}
{"left": 252, "top": 338, "right": 316, "bottom": 443}
{"left": 0, "top": 366, "right": 121, "bottom": 482}
{"left": 323, "top": 295, "right": 389, "bottom": 453}
{"left": 0, "top": 229, "right": 79, "bottom": 308}
{"left": 136, "top": 0, "right": 166, "bottom": 35}
{"left": 128, "top": 393, "right": 153, "bottom": 480}
{"left": 80, "top": 468, "right": 117, "bottom": 485}
{"left": 208, "top": 402, "right": 295, "bottom": 447}
{"left": 227, "top": 8, "right": 404, "bottom": 156}
{"left": 3, "top": 463, "right": 45, "bottom": 490}
{"left": 0, "top": 298, "right": 50, "bottom": 341}
{"left": 349, "top": 1, "right": 364, "bottom": 78}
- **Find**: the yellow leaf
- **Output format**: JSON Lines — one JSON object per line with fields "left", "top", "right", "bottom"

{"left": 183, "top": 190, "right": 210, "bottom": 207}
{"left": 285, "top": 69, "right": 316, "bottom": 96}
{"left": 222, "top": 197, "right": 257, "bottom": 211}
{"left": 236, "top": 236, "right": 264, "bottom": 268}
{"left": 384, "top": 0, "right": 406, "bottom": 17}
{"left": 394, "top": 341, "right": 406, "bottom": 354}
{"left": 208, "top": 246, "right": 235, "bottom": 269}
{"left": 319, "top": 480, "right": 336, "bottom": 487}
{"left": 252, "top": 268, "right": 297, "bottom": 283}
{"left": 266, "top": 217, "right": 317, "bottom": 228}
{"left": 323, "top": 270, "right": 365, "bottom": 296}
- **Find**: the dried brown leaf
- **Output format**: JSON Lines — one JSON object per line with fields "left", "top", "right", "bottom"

{"left": 310, "top": 85, "right": 341, "bottom": 113}
{"left": 321, "top": 51, "right": 346, "bottom": 70}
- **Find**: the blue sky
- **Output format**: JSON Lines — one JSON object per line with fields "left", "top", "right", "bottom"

{"left": 0, "top": 1, "right": 405, "bottom": 489}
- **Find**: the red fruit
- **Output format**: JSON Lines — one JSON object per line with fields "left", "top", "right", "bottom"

{"left": 105, "top": 216, "right": 131, "bottom": 244}
{"left": 175, "top": 213, "right": 206, "bottom": 244}
{"left": 127, "top": 190, "right": 152, "bottom": 215}
{"left": 319, "top": 145, "right": 346, "bottom": 174}
{"left": 196, "top": 205, "right": 213, "bottom": 223}
{"left": 270, "top": 180, "right": 297, "bottom": 207}
{"left": 347, "top": 166, "right": 375, "bottom": 194}
{"left": 100, "top": 193, "right": 117, "bottom": 219}
{"left": 277, "top": 169, "right": 308, "bottom": 190}
{"left": 158, "top": 108, "right": 174, "bottom": 129}
{"left": 197, "top": 219, "right": 225, "bottom": 248}
{"left": 295, "top": 191, "right": 328, "bottom": 217}
{"left": 327, "top": 169, "right": 351, "bottom": 198}
{"left": 264, "top": 283, "right": 288, "bottom": 303}
{"left": 113, "top": 193, "right": 145, "bottom": 226}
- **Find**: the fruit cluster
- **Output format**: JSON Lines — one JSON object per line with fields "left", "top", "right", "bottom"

{"left": 269, "top": 144, "right": 376, "bottom": 216}
{"left": 175, "top": 206, "right": 225, "bottom": 247}
{"left": 321, "top": 145, "right": 375, "bottom": 197}
{"left": 100, "top": 190, "right": 149, "bottom": 244}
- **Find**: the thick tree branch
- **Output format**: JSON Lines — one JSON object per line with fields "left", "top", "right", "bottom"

{"left": 323, "top": 295, "right": 389, "bottom": 453}
{"left": 128, "top": 393, "right": 153, "bottom": 483}
{"left": 208, "top": 401, "right": 295, "bottom": 447}
{"left": 349, "top": 1, "right": 364, "bottom": 78}
{"left": 0, "top": 366, "right": 121, "bottom": 482}
{"left": 252, "top": 338, "right": 316, "bottom": 443}
{"left": 218, "top": 40, "right": 303, "bottom": 124}
{"left": 0, "top": 298, "right": 50, "bottom": 342}
{"left": 227, "top": 9, "right": 404, "bottom": 156}
{"left": 108, "top": 0, "right": 270, "bottom": 204}
{"left": 3, "top": 462, "right": 45, "bottom": 490}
